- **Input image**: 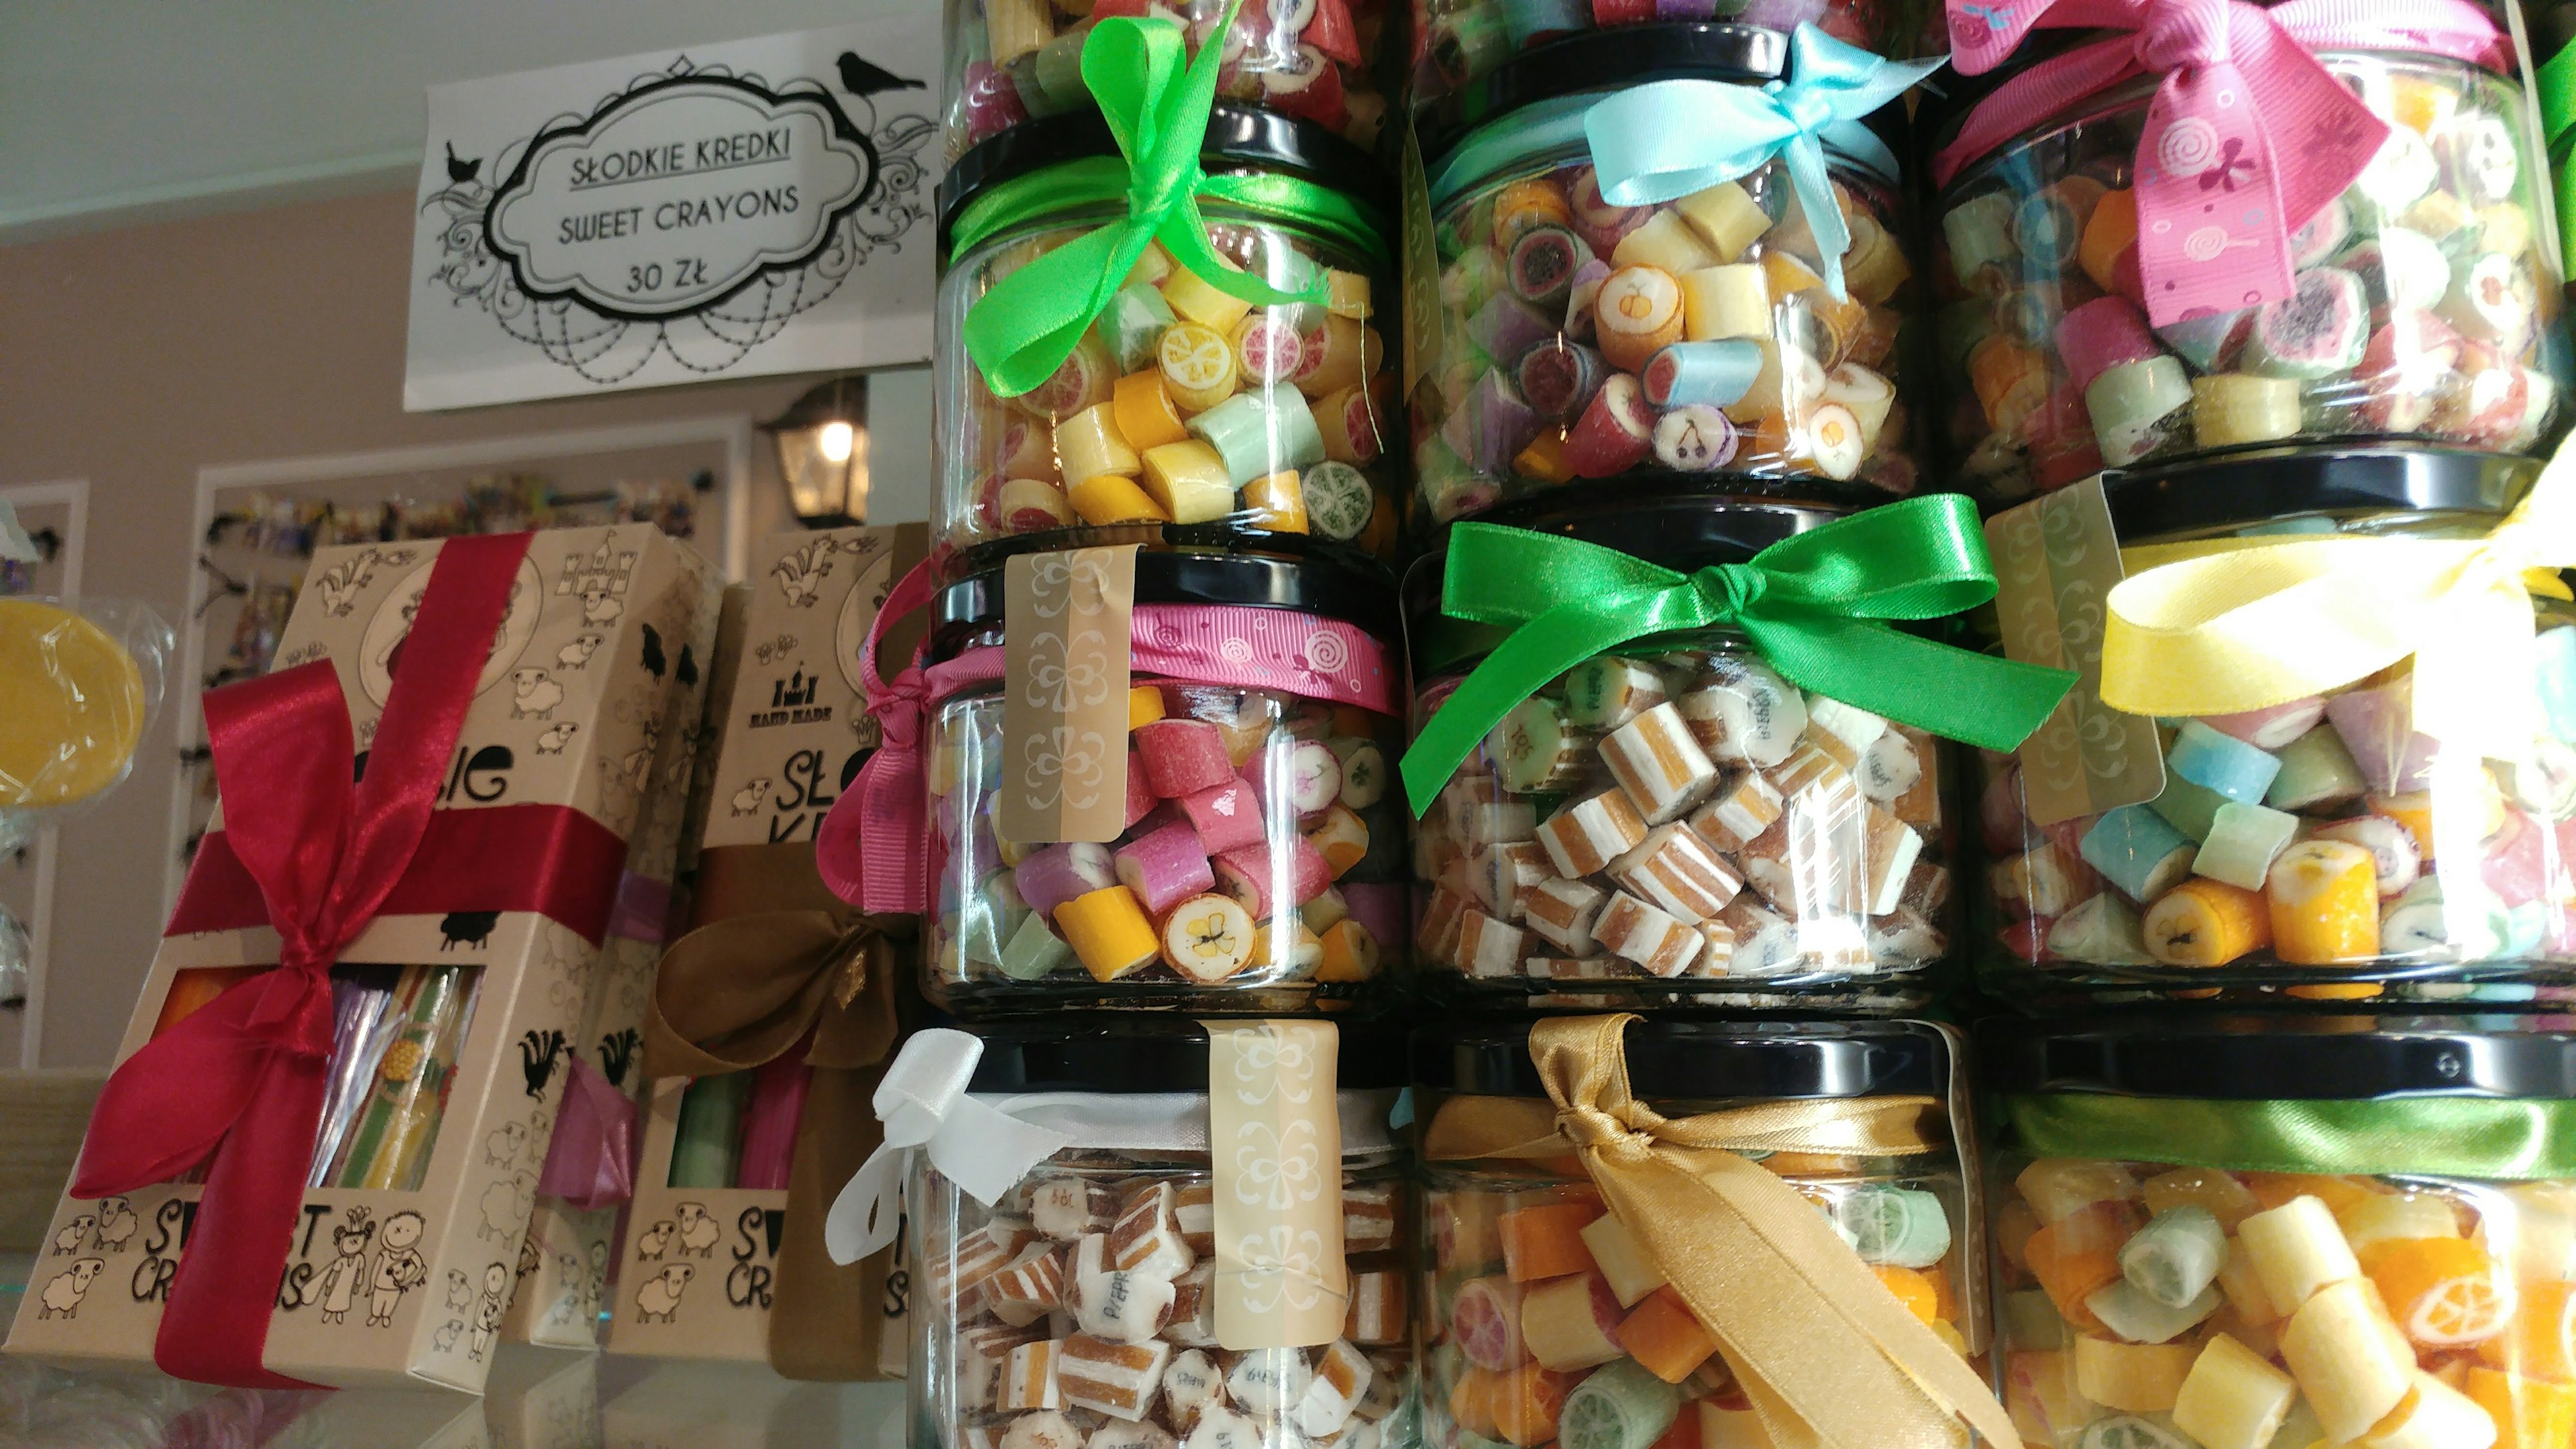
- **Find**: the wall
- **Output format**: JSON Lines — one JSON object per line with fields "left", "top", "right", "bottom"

{"left": 0, "top": 184, "right": 932, "bottom": 1067}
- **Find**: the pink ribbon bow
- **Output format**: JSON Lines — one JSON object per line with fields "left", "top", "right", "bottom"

{"left": 1937, "top": 0, "right": 2504, "bottom": 327}
{"left": 816, "top": 556, "right": 943, "bottom": 916}
{"left": 533, "top": 1055, "right": 638, "bottom": 1212}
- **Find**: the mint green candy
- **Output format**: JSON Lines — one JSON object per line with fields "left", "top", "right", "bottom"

{"left": 2084, "top": 1279, "right": 2219, "bottom": 1344}
{"left": 998, "top": 912, "right": 1074, "bottom": 981}
{"left": 2118, "top": 1205, "right": 2226, "bottom": 1307}
{"left": 1835, "top": 1185, "right": 1952, "bottom": 1270}
{"left": 1558, "top": 1360, "right": 1681, "bottom": 1449}
{"left": 2266, "top": 726, "right": 2365, "bottom": 810}
{"left": 1301, "top": 462, "right": 1375, "bottom": 541}
{"left": 2146, "top": 773, "right": 2227, "bottom": 842}
{"left": 1093, "top": 284, "right": 1175, "bottom": 374}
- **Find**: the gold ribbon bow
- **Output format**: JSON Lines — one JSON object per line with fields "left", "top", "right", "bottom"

{"left": 2100, "top": 439, "right": 2576, "bottom": 757}
{"left": 646, "top": 842, "right": 914, "bottom": 1381}
{"left": 1425, "top": 1016, "right": 2015, "bottom": 1449}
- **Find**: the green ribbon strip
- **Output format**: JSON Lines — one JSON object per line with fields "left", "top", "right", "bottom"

{"left": 949, "top": 157, "right": 1389, "bottom": 283}
{"left": 2010, "top": 1093, "right": 2576, "bottom": 1181}
{"left": 1398, "top": 496, "right": 2078, "bottom": 816}
{"left": 959, "top": 0, "right": 1373, "bottom": 399}
{"left": 2546, "top": 42, "right": 2576, "bottom": 279}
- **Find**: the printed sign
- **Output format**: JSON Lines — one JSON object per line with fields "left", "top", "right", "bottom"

{"left": 1985, "top": 478, "right": 2165, "bottom": 828}
{"left": 406, "top": 23, "right": 936, "bottom": 410}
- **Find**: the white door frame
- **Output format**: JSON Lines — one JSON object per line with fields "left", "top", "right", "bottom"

{"left": 164, "top": 417, "right": 755, "bottom": 910}
{"left": 4, "top": 478, "right": 93, "bottom": 1068}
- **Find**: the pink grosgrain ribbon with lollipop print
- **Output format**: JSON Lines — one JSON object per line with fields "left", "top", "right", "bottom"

{"left": 1936, "top": 0, "right": 2505, "bottom": 329}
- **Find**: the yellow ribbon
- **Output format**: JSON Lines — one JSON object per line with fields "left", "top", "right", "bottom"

{"left": 2098, "top": 438, "right": 2576, "bottom": 756}
{"left": 1425, "top": 1016, "right": 2015, "bottom": 1449}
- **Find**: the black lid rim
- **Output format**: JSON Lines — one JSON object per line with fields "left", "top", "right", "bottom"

{"left": 1413, "top": 1017, "right": 1952, "bottom": 1100}
{"left": 966, "top": 1016, "right": 1409, "bottom": 1093}
{"left": 2098, "top": 445, "right": 2542, "bottom": 541}
{"left": 1418, "top": 23, "right": 1792, "bottom": 175}
{"left": 937, "top": 103, "right": 1394, "bottom": 256}
{"left": 933, "top": 547, "right": 1401, "bottom": 663}
{"left": 1978, "top": 1013, "right": 2576, "bottom": 1100}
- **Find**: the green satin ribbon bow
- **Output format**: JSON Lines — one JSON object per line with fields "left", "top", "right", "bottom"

{"left": 2010, "top": 1093, "right": 2576, "bottom": 1181}
{"left": 959, "top": 0, "right": 1366, "bottom": 399}
{"left": 2543, "top": 42, "right": 2576, "bottom": 279}
{"left": 1399, "top": 496, "right": 2079, "bottom": 816}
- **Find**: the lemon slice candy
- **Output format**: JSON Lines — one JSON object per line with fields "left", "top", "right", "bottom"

{"left": 0, "top": 600, "right": 147, "bottom": 808}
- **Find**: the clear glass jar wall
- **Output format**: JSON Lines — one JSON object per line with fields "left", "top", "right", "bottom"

{"left": 1413, "top": 642, "right": 1954, "bottom": 1004}
{"left": 941, "top": 209, "right": 1399, "bottom": 563}
{"left": 930, "top": 681, "right": 1409, "bottom": 1012}
{"left": 947, "top": 0, "right": 1392, "bottom": 164}
{"left": 1987, "top": 1022, "right": 2576, "bottom": 1449}
{"left": 1935, "top": 54, "right": 2566, "bottom": 506}
{"left": 913, "top": 1148, "right": 1414, "bottom": 1449}
{"left": 1406, "top": 3, "right": 1904, "bottom": 115}
{"left": 1978, "top": 510, "right": 2576, "bottom": 998}
{"left": 1417, "top": 148, "right": 1921, "bottom": 528}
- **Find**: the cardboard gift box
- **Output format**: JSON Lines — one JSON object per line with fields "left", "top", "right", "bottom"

{"left": 605, "top": 523, "right": 922, "bottom": 1379}
{"left": 4, "top": 526, "right": 718, "bottom": 1392}
{"left": 500, "top": 566, "right": 722, "bottom": 1350}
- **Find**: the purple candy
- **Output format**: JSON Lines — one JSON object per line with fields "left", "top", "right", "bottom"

{"left": 1115, "top": 821, "right": 1216, "bottom": 917}
{"left": 1466, "top": 290, "right": 1556, "bottom": 366}
{"left": 1015, "top": 843, "right": 1118, "bottom": 920}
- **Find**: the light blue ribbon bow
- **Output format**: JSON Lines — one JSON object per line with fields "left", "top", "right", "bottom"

{"left": 1585, "top": 25, "right": 1945, "bottom": 300}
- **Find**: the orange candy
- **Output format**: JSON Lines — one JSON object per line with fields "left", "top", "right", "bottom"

{"left": 2466, "top": 1365, "right": 2576, "bottom": 1449}
{"left": 2481, "top": 1279, "right": 2576, "bottom": 1383}
{"left": 1450, "top": 1366, "right": 1504, "bottom": 1438}
{"left": 2024, "top": 1199, "right": 2140, "bottom": 1323}
{"left": 1617, "top": 1287, "right": 1717, "bottom": 1383}
{"left": 1874, "top": 1265, "right": 1941, "bottom": 1326}
{"left": 2243, "top": 1173, "right": 2385, "bottom": 1214}
{"left": 1499, "top": 1201, "right": 1601, "bottom": 1283}
{"left": 1489, "top": 1361, "right": 1578, "bottom": 1446}
{"left": 2361, "top": 1236, "right": 2516, "bottom": 1348}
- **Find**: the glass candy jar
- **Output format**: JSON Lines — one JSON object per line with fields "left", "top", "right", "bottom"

{"left": 1408, "top": 498, "right": 1960, "bottom": 1010}
{"left": 1413, "top": 30, "right": 1925, "bottom": 533}
{"left": 912, "top": 1019, "right": 1415, "bottom": 1449}
{"left": 1974, "top": 450, "right": 2576, "bottom": 1004}
{"left": 1408, "top": 7, "right": 1904, "bottom": 123}
{"left": 1983, "top": 1014, "right": 2576, "bottom": 1449}
{"left": 924, "top": 551, "right": 1409, "bottom": 1014}
{"left": 939, "top": 117, "right": 1401, "bottom": 568}
{"left": 1933, "top": 50, "right": 2567, "bottom": 507}
{"left": 1413, "top": 1018, "right": 1986, "bottom": 1449}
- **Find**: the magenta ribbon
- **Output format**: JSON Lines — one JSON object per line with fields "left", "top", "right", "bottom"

{"left": 1936, "top": 0, "right": 2504, "bottom": 327}
{"left": 534, "top": 1056, "right": 636, "bottom": 1212}
{"left": 819, "top": 556, "right": 945, "bottom": 916}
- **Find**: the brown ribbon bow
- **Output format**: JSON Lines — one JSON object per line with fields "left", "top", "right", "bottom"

{"left": 646, "top": 842, "right": 912, "bottom": 1381}
{"left": 1425, "top": 1015, "right": 2016, "bottom": 1449}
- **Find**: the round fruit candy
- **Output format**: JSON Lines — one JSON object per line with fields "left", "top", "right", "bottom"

{"left": 1300, "top": 461, "right": 1375, "bottom": 541}
{"left": 1555, "top": 1358, "right": 1680, "bottom": 1449}
{"left": 1159, "top": 323, "right": 1240, "bottom": 411}
{"left": 1159, "top": 892, "right": 1256, "bottom": 983}
{"left": 1451, "top": 1276, "right": 1527, "bottom": 1371}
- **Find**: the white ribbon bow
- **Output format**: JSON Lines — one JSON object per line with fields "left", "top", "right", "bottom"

{"left": 824, "top": 1028, "right": 1081, "bottom": 1264}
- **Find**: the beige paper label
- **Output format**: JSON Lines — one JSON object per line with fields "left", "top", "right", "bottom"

{"left": 1400, "top": 129, "right": 1440, "bottom": 397}
{"left": 1000, "top": 546, "right": 1136, "bottom": 845}
{"left": 1203, "top": 1020, "right": 1346, "bottom": 1351}
{"left": 1985, "top": 478, "right": 2165, "bottom": 828}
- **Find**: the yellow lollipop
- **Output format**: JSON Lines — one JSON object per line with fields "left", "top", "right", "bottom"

{"left": 0, "top": 599, "right": 146, "bottom": 809}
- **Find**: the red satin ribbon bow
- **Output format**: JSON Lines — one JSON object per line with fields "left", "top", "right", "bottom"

{"left": 1938, "top": 0, "right": 2500, "bottom": 327}
{"left": 816, "top": 557, "right": 943, "bottom": 916}
{"left": 71, "top": 533, "right": 532, "bottom": 1388}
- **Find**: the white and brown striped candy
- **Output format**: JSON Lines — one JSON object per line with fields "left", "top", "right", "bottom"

{"left": 1456, "top": 908, "right": 1526, "bottom": 979}
{"left": 1165, "top": 1262, "right": 1217, "bottom": 1347}
{"left": 1294, "top": 1340, "right": 1375, "bottom": 1438}
{"left": 1523, "top": 877, "right": 1608, "bottom": 957}
{"left": 1591, "top": 892, "right": 1703, "bottom": 977}
{"left": 1867, "top": 904, "right": 1945, "bottom": 968}
{"left": 1109, "top": 1183, "right": 1193, "bottom": 1280}
{"left": 943, "top": 1220, "right": 1036, "bottom": 1299}
{"left": 1679, "top": 659, "right": 1807, "bottom": 767}
{"left": 1030, "top": 1177, "right": 1121, "bottom": 1240}
{"left": 986, "top": 1242, "right": 1068, "bottom": 1326}
{"left": 1415, "top": 888, "right": 1470, "bottom": 968}
{"left": 1342, "top": 1268, "right": 1407, "bottom": 1346}
{"left": 1688, "top": 918, "right": 1739, "bottom": 977}
{"left": 1860, "top": 805, "right": 1924, "bottom": 916}
{"left": 1003, "top": 1340, "right": 1064, "bottom": 1411}
{"left": 1536, "top": 790, "right": 1650, "bottom": 879}
{"left": 1159, "top": 1349, "right": 1227, "bottom": 1434}
{"left": 1071, "top": 1234, "right": 1177, "bottom": 1344}
{"left": 1171, "top": 1184, "right": 1215, "bottom": 1258}
{"left": 1685, "top": 769, "right": 1783, "bottom": 854}
{"left": 1341, "top": 1184, "right": 1396, "bottom": 1252}
{"left": 1226, "top": 1348, "right": 1314, "bottom": 1417}
{"left": 1002, "top": 1410, "right": 1085, "bottom": 1449}
{"left": 1088, "top": 1421, "right": 1179, "bottom": 1449}
{"left": 1182, "top": 1405, "right": 1265, "bottom": 1449}
{"left": 1601, "top": 703, "right": 1719, "bottom": 824}
{"left": 1470, "top": 841, "right": 1552, "bottom": 921}
{"left": 1061, "top": 1333, "right": 1172, "bottom": 1420}
{"left": 1607, "top": 823, "right": 1742, "bottom": 923}
{"left": 1900, "top": 858, "right": 1951, "bottom": 917}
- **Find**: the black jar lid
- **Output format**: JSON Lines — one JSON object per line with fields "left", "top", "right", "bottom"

{"left": 2101, "top": 446, "right": 2538, "bottom": 543}
{"left": 1419, "top": 23, "right": 1907, "bottom": 186}
{"left": 2542, "top": 1, "right": 2576, "bottom": 65}
{"left": 1414, "top": 1018, "right": 1950, "bottom": 1101}
{"left": 938, "top": 103, "right": 1393, "bottom": 256}
{"left": 932, "top": 548, "right": 1401, "bottom": 663}
{"left": 1980, "top": 1014, "right": 2576, "bottom": 1102}
{"left": 1403, "top": 490, "right": 1848, "bottom": 675}
{"left": 966, "top": 1016, "right": 1409, "bottom": 1093}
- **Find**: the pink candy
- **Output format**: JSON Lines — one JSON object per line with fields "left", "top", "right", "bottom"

{"left": 1182, "top": 779, "right": 1266, "bottom": 854}
{"left": 1126, "top": 749, "right": 1157, "bottom": 828}
{"left": 2055, "top": 296, "right": 2162, "bottom": 391}
{"left": 1136, "top": 719, "right": 1235, "bottom": 798}
{"left": 1214, "top": 836, "right": 1334, "bottom": 916}
{"left": 1116, "top": 822, "right": 1216, "bottom": 916}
